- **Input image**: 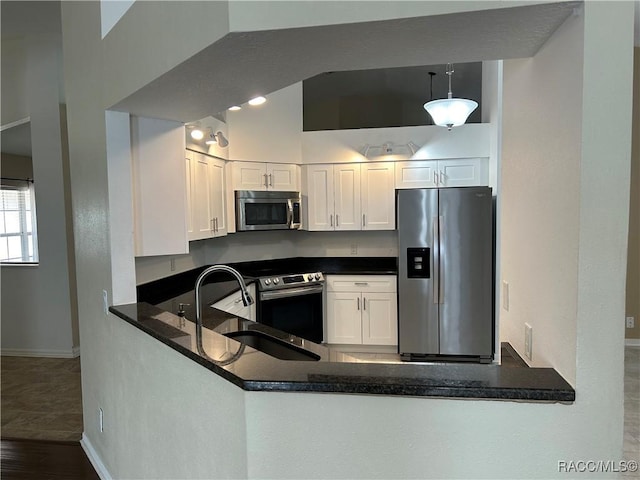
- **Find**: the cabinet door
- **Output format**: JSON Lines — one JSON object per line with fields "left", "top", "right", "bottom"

{"left": 326, "top": 292, "right": 362, "bottom": 344}
{"left": 333, "top": 164, "right": 361, "bottom": 231}
{"left": 361, "top": 162, "right": 395, "bottom": 230}
{"left": 131, "top": 117, "right": 188, "bottom": 256}
{"left": 305, "top": 164, "right": 335, "bottom": 231}
{"left": 395, "top": 161, "right": 438, "bottom": 189}
{"left": 437, "top": 158, "right": 487, "bottom": 187}
{"left": 362, "top": 292, "right": 398, "bottom": 346}
{"left": 191, "top": 152, "right": 214, "bottom": 240}
{"left": 232, "top": 161, "right": 267, "bottom": 191}
{"left": 267, "top": 163, "right": 299, "bottom": 191}
{"left": 209, "top": 157, "right": 227, "bottom": 237}
{"left": 211, "top": 284, "right": 256, "bottom": 321}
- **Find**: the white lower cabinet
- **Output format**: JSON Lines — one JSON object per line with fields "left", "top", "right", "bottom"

{"left": 326, "top": 275, "right": 397, "bottom": 346}
{"left": 211, "top": 283, "right": 256, "bottom": 321}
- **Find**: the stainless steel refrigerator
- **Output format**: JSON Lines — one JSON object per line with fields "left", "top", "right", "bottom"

{"left": 397, "top": 187, "right": 493, "bottom": 363}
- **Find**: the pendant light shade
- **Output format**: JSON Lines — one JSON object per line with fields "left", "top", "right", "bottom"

{"left": 424, "top": 64, "right": 478, "bottom": 130}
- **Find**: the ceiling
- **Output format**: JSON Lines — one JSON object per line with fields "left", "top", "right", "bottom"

{"left": 1, "top": 122, "right": 32, "bottom": 157}
{"left": 110, "top": 2, "right": 580, "bottom": 123}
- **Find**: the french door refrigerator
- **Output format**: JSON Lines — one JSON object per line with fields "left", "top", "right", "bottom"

{"left": 397, "top": 187, "right": 493, "bottom": 363}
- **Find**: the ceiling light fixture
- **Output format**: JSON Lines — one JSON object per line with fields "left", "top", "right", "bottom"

{"left": 228, "top": 105, "right": 242, "bottom": 111}
{"left": 423, "top": 64, "right": 478, "bottom": 131}
{"left": 205, "top": 129, "right": 229, "bottom": 147}
{"left": 248, "top": 96, "right": 266, "bottom": 106}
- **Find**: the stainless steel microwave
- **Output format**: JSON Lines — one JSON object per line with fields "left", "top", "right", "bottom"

{"left": 235, "top": 190, "right": 301, "bottom": 231}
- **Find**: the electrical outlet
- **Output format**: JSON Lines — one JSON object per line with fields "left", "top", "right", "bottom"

{"left": 102, "top": 290, "right": 109, "bottom": 315}
{"left": 524, "top": 323, "right": 533, "bottom": 360}
{"left": 502, "top": 281, "right": 509, "bottom": 311}
{"left": 350, "top": 244, "right": 358, "bottom": 255}
{"left": 626, "top": 316, "right": 635, "bottom": 329}
{"left": 99, "top": 407, "right": 104, "bottom": 433}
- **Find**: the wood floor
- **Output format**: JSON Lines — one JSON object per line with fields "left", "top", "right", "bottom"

{"left": 1, "top": 438, "right": 99, "bottom": 480}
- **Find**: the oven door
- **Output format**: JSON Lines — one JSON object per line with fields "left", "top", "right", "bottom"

{"left": 258, "top": 285, "right": 324, "bottom": 343}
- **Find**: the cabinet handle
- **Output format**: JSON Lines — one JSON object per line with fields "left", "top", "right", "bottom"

{"left": 434, "top": 171, "right": 438, "bottom": 185}
{"left": 357, "top": 297, "right": 360, "bottom": 310}
{"left": 336, "top": 214, "right": 339, "bottom": 227}
{"left": 210, "top": 219, "right": 214, "bottom": 231}
{"left": 362, "top": 213, "right": 366, "bottom": 227}
{"left": 264, "top": 173, "right": 268, "bottom": 188}
{"left": 440, "top": 170, "right": 445, "bottom": 185}
{"left": 269, "top": 173, "right": 273, "bottom": 187}
{"left": 363, "top": 297, "right": 366, "bottom": 310}
{"left": 215, "top": 217, "right": 218, "bottom": 233}
{"left": 354, "top": 282, "right": 369, "bottom": 286}
{"left": 330, "top": 214, "right": 334, "bottom": 227}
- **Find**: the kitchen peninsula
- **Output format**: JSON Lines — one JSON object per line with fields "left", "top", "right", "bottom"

{"left": 111, "top": 257, "right": 574, "bottom": 402}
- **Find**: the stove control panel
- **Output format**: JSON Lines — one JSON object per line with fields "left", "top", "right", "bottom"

{"left": 259, "top": 272, "right": 324, "bottom": 290}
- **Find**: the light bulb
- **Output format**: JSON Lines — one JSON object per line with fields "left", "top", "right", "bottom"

{"left": 228, "top": 105, "right": 241, "bottom": 111}
{"left": 248, "top": 96, "right": 266, "bottom": 106}
{"left": 190, "top": 129, "right": 204, "bottom": 140}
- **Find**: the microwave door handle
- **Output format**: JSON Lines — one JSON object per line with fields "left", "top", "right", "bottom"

{"left": 287, "top": 199, "right": 294, "bottom": 227}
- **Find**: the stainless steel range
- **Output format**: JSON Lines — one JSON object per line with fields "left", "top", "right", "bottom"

{"left": 257, "top": 272, "right": 325, "bottom": 343}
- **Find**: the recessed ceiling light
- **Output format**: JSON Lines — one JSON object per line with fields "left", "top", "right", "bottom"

{"left": 190, "top": 128, "right": 204, "bottom": 140}
{"left": 228, "top": 105, "right": 242, "bottom": 111}
{"left": 248, "top": 96, "right": 266, "bottom": 106}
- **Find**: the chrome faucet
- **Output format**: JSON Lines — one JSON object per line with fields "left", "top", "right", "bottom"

{"left": 194, "top": 264, "right": 254, "bottom": 356}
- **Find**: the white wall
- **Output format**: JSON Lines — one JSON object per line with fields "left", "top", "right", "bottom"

{"left": 61, "top": 1, "right": 634, "bottom": 479}
{"left": 302, "top": 124, "right": 490, "bottom": 164}
{"left": 1, "top": 33, "right": 78, "bottom": 357}
{"left": 1, "top": 37, "right": 28, "bottom": 124}
{"left": 134, "top": 230, "right": 397, "bottom": 285}
{"left": 227, "top": 83, "right": 302, "bottom": 164}
{"left": 500, "top": 10, "right": 583, "bottom": 383}
{"left": 99, "top": 0, "right": 135, "bottom": 39}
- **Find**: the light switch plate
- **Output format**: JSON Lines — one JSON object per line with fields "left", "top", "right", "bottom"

{"left": 524, "top": 323, "right": 533, "bottom": 360}
{"left": 502, "top": 281, "right": 509, "bottom": 311}
{"left": 626, "top": 316, "right": 635, "bottom": 329}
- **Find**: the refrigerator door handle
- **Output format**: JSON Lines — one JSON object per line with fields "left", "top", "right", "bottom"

{"left": 439, "top": 215, "right": 445, "bottom": 304}
{"left": 433, "top": 217, "right": 439, "bottom": 304}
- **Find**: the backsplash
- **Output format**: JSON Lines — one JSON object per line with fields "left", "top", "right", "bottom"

{"left": 134, "top": 230, "right": 398, "bottom": 285}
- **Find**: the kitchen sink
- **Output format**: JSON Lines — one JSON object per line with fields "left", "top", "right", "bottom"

{"left": 224, "top": 330, "right": 321, "bottom": 361}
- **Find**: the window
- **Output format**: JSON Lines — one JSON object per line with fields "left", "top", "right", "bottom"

{"left": 0, "top": 181, "right": 38, "bottom": 263}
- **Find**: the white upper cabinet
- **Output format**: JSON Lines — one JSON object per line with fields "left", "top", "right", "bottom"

{"left": 361, "top": 162, "right": 395, "bottom": 230}
{"left": 186, "top": 150, "right": 226, "bottom": 241}
{"left": 333, "top": 164, "right": 361, "bottom": 231}
{"left": 305, "top": 164, "right": 334, "bottom": 230}
{"left": 131, "top": 116, "right": 188, "bottom": 257}
{"left": 304, "top": 162, "right": 394, "bottom": 231}
{"left": 395, "top": 158, "right": 488, "bottom": 189}
{"left": 232, "top": 161, "right": 299, "bottom": 191}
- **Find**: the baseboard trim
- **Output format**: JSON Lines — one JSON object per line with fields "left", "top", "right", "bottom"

{"left": 80, "top": 433, "right": 112, "bottom": 480}
{"left": 1, "top": 347, "right": 80, "bottom": 358}
{"left": 625, "top": 339, "right": 640, "bottom": 347}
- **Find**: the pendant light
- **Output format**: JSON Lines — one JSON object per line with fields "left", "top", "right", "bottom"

{"left": 423, "top": 64, "right": 478, "bottom": 131}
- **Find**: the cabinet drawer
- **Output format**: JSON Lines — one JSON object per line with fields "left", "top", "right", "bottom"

{"left": 326, "top": 275, "right": 396, "bottom": 293}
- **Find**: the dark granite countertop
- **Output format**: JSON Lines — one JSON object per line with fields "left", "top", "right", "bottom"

{"left": 111, "top": 272, "right": 575, "bottom": 402}
{"left": 137, "top": 257, "right": 397, "bottom": 305}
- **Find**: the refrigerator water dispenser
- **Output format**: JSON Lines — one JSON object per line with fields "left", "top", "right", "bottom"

{"left": 407, "top": 248, "right": 430, "bottom": 278}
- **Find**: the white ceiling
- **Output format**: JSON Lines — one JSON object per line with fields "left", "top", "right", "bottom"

{"left": 111, "top": 2, "right": 579, "bottom": 123}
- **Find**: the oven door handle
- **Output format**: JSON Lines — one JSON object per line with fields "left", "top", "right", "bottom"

{"left": 260, "top": 285, "right": 324, "bottom": 301}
